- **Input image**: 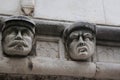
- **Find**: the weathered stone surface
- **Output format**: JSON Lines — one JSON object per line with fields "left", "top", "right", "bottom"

{"left": 96, "top": 46, "right": 120, "bottom": 63}
{"left": 0, "top": 57, "right": 30, "bottom": 74}
{"left": 0, "top": 56, "right": 120, "bottom": 79}
{"left": 32, "top": 57, "right": 96, "bottom": 78}
{"left": 0, "top": 16, "right": 119, "bottom": 80}
{"left": 36, "top": 41, "right": 59, "bottom": 58}
{"left": 96, "top": 25, "right": 120, "bottom": 46}
{"left": 0, "top": 0, "right": 20, "bottom": 15}
{"left": 0, "top": 74, "right": 93, "bottom": 80}
{"left": 34, "top": 0, "right": 105, "bottom": 24}
{"left": 0, "top": 56, "right": 96, "bottom": 78}
{"left": 35, "top": 20, "right": 65, "bottom": 37}
{"left": 21, "top": 0, "right": 35, "bottom": 16}
{"left": 95, "top": 62, "right": 120, "bottom": 79}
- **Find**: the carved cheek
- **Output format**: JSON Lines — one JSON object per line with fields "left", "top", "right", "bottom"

{"left": 4, "top": 34, "right": 15, "bottom": 44}
{"left": 90, "top": 42, "right": 95, "bottom": 51}
{"left": 23, "top": 36, "right": 33, "bottom": 46}
{"left": 69, "top": 41, "right": 78, "bottom": 54}
{"left": 86, "top": 41, "right": 95, "bottom": 53}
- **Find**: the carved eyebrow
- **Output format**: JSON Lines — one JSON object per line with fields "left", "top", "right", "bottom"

{"left": 22, "top": 29, "right": 31, "bottom": 34}
{"left": 69, "top": 32, "right": 79, "bottom": 38}
{"left": 83, "top": 33, "right": 92, "bottom": 36}
{"left": 71, "top": 32, "right": 79, "bottom": 36}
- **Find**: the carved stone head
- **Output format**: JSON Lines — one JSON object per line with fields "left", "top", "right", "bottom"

{"left": 63, "top": 22, "right": 96, "bottom": 60}
{"left": 2, "top": 16, "right": 36, "bottom": 57}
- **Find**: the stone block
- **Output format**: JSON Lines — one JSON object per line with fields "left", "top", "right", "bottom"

{"left": 36, "top": 36, "right": 66, "bottom": 59}
{"left": 0, "top": 57, "right": 31, "bottom": 74}
{"left": 32, "top": 57, "right": 96, "bottom": 78}
{"left": 36, "top": 40, "right": 59, "bottom": 58}
{"left": 96, "top": 46, "right": 120, "bottom": 63}
{"left": 95, "top": 62, "right": 120, "bottom": 79}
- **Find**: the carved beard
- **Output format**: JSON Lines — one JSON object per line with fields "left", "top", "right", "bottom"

{"left": 8, "top": 40, "right": 28, "bottom": 48}
{"left": 3, "top": 40, "right": 32, "bottom": 56}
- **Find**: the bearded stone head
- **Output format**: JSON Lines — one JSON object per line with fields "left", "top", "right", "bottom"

{"left": 2, "top": 16, "right": 36, "bottom": 57}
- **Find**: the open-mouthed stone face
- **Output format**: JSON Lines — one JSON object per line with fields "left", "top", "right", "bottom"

{"left": 2, "top": 26, "right": 34, "bottom": 56}
{"left": 67, "top": 29, "right": 95, "bottom": 60}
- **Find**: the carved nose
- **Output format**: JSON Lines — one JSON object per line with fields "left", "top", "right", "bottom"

{"left": 15, "top": 31, "right": 23, "bottom": 40}
{"left": 78, "top": 36, "right": 85, "bottom": 46}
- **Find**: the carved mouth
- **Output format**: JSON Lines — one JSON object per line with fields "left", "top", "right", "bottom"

{"left": 8, "top": 41, "right": 27, "bottom": 47}
{"left": 77, "top": 47, "right": 87, "bottom": 53}
{"left": 14, "top": 45, "right": 24, "bottom": 50}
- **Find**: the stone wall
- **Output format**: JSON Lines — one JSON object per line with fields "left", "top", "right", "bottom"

{"left": 0, "top": 0, "right": 120, "bottom": 80}
{"left": 0, "top": 16, "right": 120, "bottom": 80}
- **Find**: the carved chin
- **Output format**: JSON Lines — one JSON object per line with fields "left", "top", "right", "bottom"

{"left": 14, "top": 45, "right": 24, "bottom": 50}
{"left": 77, "top": 52, "right": 89, "bottom": 59}
{"left": 78, "top": 51, "right": 88, "bottom": 56}
{"left": 70, "top": 50, "right": 90, "bottom": 60}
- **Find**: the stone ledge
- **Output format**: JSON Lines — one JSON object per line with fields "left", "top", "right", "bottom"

{"left": 0, "top": 57, "right": 120, "bottom": 79}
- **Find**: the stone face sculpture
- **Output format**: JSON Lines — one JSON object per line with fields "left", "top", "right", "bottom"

{"left": 63, "top": 22, "right": 96, "bottom": 60}
{"left": 2, "top": 16, "right": 36, "bottom": 57}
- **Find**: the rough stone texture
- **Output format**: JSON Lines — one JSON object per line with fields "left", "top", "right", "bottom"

{"left": 0, "top": 74, "right": 92, "bottom": 80}
{"left": 36, "top": 36, "right": 65, "bottom": 59}
{"left": 0, "top": 0, "right": 20, "bottom": 15}
{"left": 0, "top": 16, "right": 120, "bottom": 80}
{"left": 34, "top": 0, "right": 105, "bottom": 24}
{"left": 32, "top": 57, "right": 96, "bottom": 78}
{"left": 96, "top": 46, "right": 120, "bottom": 63}
{"left": 96, "top": 25, "right": 120, "bottom": 43}
{"left": 0, "top": 75, "right": 118, "bottom": 80}
{"left": 21, "top": 0, "right": 35, "bottom": 16}
{"left": 0, "top": 56, "right": 96, "bottom": 77}
{"left": 0, "top": 56, "right": 120, "bottom": 80}
{"left": 0, "top": 57, "right": 31, "bottom": 74}
{"left": 35, "top": 20, "right": 65, "bottom": 37}
{"left": 95, "top": 62, "right": 120, "bottom": 79}
{"left": 36, "top": 41, "right": 59, "bottom": 58}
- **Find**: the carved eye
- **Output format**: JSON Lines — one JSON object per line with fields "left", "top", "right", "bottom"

{"left": 22, "top": 29, "right": 30, "bottom": 36}
{"left": 69, "top": 33, "right": 79, "bottom": 39}
{"left": 83, "top": 33, "right": 94, "bottom": 40}
{"left": 6, "top": 27, "right": 17, "bottom": 35}
{"left": 22, "top": 29, "right": 33, "bottom": 38}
